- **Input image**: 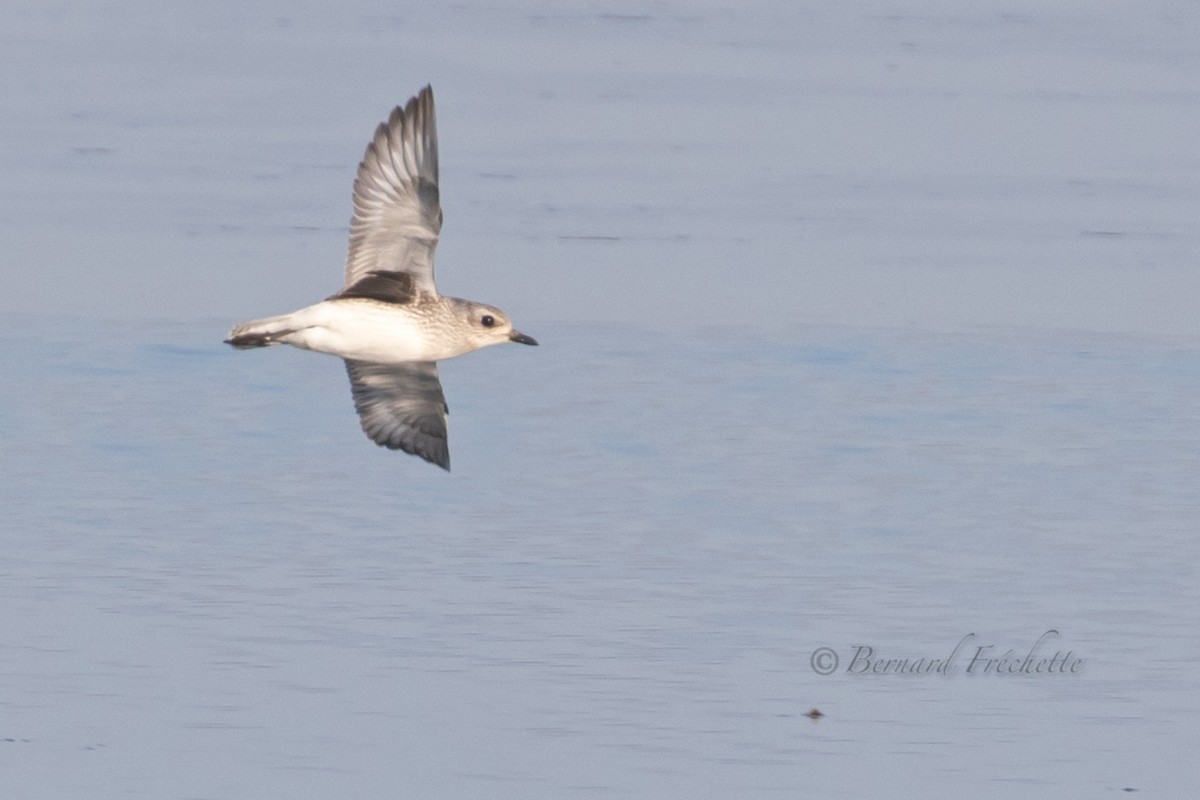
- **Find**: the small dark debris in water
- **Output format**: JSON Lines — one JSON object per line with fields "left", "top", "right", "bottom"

{"left": 806, "top": 707, "right": 824, "bottom": 721}
{"left": 1081, "top": 230, "right": 1125, "bottom": 238}
{"left": 1122, "top": 789, "right": 1137, "bottom": 793}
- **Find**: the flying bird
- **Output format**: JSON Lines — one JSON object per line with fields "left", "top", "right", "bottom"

{"left": 226, "top": 86, "right": 537, "bottom": 470}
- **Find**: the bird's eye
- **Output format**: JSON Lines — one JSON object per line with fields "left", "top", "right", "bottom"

{"left": 481, "top": 314, "right": 495, "bottom": 328}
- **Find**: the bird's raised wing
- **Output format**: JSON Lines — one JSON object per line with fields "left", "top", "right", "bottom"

{"left": 344, "top": 85, "right": 442, "bottom": 295}
{"left": 344, "top": 359, "right": 450, "bottom": 470}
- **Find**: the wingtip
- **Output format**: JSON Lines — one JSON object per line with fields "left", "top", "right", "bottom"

{"left": 430, "top": 443, "right": 451, "bottom": 472}
{"left": 425, "top": 450, "right": 451, "bottom": 472}
{"left": 408, "top": 84, "right": 434, "bottom": 114}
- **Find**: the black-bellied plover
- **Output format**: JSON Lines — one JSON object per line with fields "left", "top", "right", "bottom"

{"left": 226, "top": 86, "right": 537, "bottom": 471}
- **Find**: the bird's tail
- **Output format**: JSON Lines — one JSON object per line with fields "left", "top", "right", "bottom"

{"left": 224, "top": 312, "right": 299, "bottom": 349}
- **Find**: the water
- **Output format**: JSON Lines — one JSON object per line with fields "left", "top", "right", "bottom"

{"left": 2, "top": 2, "right": 1199, "bottom": 798}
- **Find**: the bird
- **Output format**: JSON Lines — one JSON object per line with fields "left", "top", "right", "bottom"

{"left": 225, "top": 86, "right": 537, "bottom": 471}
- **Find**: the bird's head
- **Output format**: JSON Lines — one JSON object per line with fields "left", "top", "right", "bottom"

{"left": 458, "top": 301, "right": 538, "bottom": 351}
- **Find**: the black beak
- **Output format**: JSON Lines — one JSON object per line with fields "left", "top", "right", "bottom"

{"left": 509, "top": 330, "right": 538, "bottom": 346}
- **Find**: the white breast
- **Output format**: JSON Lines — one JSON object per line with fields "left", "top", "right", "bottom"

{"left": 284, "top": 300, "right": 439, "bottom": 363}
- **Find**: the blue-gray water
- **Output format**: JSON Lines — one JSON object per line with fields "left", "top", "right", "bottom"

{"left": 2, "top": 2, "right": 1199, "bottom": 798}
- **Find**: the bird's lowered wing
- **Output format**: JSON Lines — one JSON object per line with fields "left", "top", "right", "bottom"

{"left": 344, "top": 358, "right": 450, "bottom": 470}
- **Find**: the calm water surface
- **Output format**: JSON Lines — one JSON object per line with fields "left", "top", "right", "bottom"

{"left": 2, "top": 1, "right": 1199, "bottom": 798}
{"left": 4, "top": 319, "right": 1197, "bottom": 797}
